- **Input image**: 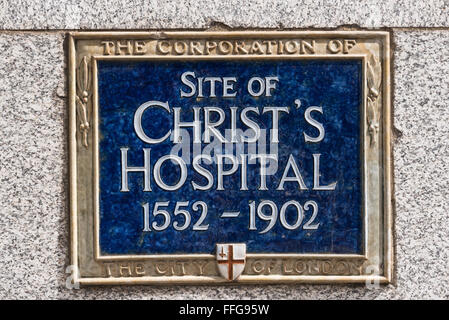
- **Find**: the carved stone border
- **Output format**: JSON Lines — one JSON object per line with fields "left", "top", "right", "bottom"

{"left": 68, "top": 31, "right": 392, "bottom": 285}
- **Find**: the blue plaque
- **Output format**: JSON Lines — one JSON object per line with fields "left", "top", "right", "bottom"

{"left": 98, "top": 59, "right": 363, "bottom": 255}
{"left": 70, "top": 31, "right": 393, "bottom": 284}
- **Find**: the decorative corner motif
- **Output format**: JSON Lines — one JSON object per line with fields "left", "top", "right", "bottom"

{"left": 75, "top": 56, "right": 91, "bottom": 148}
{"left": 216, "top": 243, "right": 246, "bottom": 281}
{"left": 367, "top": 55, "right": 382, "bottom": 147}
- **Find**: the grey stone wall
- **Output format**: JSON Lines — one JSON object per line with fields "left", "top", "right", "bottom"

{"left": 0, "top": 1, "right": 448, "bottom": 299}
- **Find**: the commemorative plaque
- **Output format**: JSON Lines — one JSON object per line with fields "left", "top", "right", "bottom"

{"left": 69, "top": 31, "right": 393, "bottom": 285}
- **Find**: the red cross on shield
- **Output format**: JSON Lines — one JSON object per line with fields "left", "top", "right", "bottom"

{"left": 216, "top": 243, "right": 246, "bottom": 281}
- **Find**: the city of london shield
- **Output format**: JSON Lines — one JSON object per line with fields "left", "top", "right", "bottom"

{"left": 216, "top": 244, "right": 246, "bottom": 281}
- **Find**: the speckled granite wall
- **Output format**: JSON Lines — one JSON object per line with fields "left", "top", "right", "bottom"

{"left": 0, "top": 1, "right": 448, "bottom": 299}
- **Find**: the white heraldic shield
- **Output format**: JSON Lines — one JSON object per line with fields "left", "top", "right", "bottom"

{"left": 216, "top": 243, "right": 246, "bottom": 281}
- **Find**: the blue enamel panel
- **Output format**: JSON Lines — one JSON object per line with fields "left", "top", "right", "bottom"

{"left": 97, "top": 59, "right": 363, "bottom": 255}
